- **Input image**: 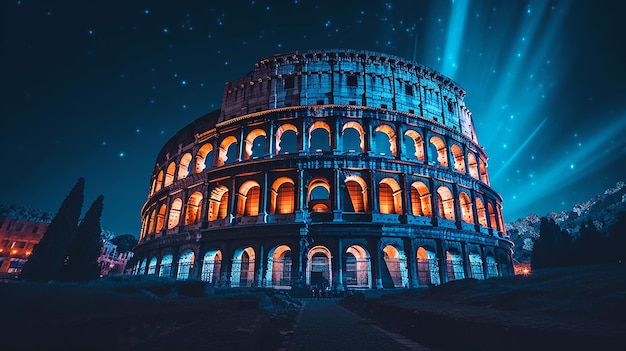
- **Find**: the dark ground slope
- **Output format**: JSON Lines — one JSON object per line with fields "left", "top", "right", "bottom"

{"left": 342, "top": 263, "right": 626, "bottom": 351}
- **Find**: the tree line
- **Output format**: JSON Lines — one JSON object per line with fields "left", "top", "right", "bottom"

{"left": 20, "top": 177, "right": 104, "bottom": 282}
{"left": 531, "top": 213, "right": 626, "bottom": 269}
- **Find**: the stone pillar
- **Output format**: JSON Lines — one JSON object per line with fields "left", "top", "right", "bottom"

{"left": 333, "top": 168, "right": 343, "bottom": 221}
{"left": 268, "top": 120, "right": 275, "bottom": 157}
{"left": 238, "top": 127, "right": 245, "bottom": 162}
{"left": 461, "top": 242, "right": 471, "bottom": 279}
{"left": 336, "top": 239, "right": 344, "bottom": 290}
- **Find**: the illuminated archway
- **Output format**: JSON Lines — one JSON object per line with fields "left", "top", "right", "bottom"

{"left": 148, "top": 209, "right": 156, "bottom": 234}
{"left": 479, "top": 158, "right": 489, "bottom": 184}
{"left": 446, "top": 249, "right": 464, "bottom": 281}
{"left": 476, "top": 197, "right": 488, "bottom": 227}
{"left": 308, "top": 178, "right": 331, "bottom": 212}
{"left": 467, "top": 152, "right": 478, "bottom": 179}
{"left": 468, "top": 251, "right": 484, "bottom": 280}
{"left": 342, "top": 121, "right": 365, "bottom": 152}
{"left": 185, "top": 192, "right": 203, "bottom": 225}
{"left": 429, "top": 136, "right": 448, "bottom": 167}
{"left": 307, "top": 246, "right": 332, "bottom": 288}
{"left": 155, "top": 204, "right": 166, "bottom": 232}
{"left": 382, "top": 245, "right": 408, "bottom": 288}
{"left": 404, "top": 129, "right": 425, "bottom": 161}
{"left": 487, "top": 203, "right": 497, "bottom": 230}
{"left": 485, "top": 252, "right": 499, "bottom": 278}
{"left": 275, "top": 123, "right": 298, "bottom": 154}
{"left": 345, "top": 175, "right": 368, "bottom": 212}
{"left": 437, "top": 186, "right": 455, "bottom": 220}
{"left": 344, "top": 245, "right": 371, "bottom": 289}
{"left": 159, "top": 254, "right": 173, "bottom": 277}
{"left": 147, "top": 256, "right": 158, "bottom": 275}
{"left": 265, "top": 245, "right": 292, "bottom": 288}
{"left": 164, "top": 162, "right": 176, "bottom": 187}
{"left": 243, "top": 128, "right": 267, "bottom": 160}
{"left": 459, "top": 192, "right": 474, "bottom": 224}
{"left": 177, "top": 153, "right": 193, "bottom": 179}
{"left": 167, "top": 198, "right": 182, "bottom": 229}
{"left": 138, "top": 258, "right": 147, "bottom": 275}
{"left": 218, "top": 136, "right": 238, "bottom": 166}
{"left": 201, "top": 250, "right": 222, "bottom": 283}
{"left": 208, "top": 186, "right": 230, "bottom": 221}
{"left": 177, "top": 250, "right": 195, "bottom": 280}
{"left": 236, "top": 180, "right": 261, "bottom": 217}
{"left": 379, "top": 178, "right": 402, "bottom": 214}
{"left": 451, "top": 144, "right": 466, "bottom": 173}
{"left": 195, "top": 143, "right": 214, "bottom": 172}
{"left": 231, "top": 247, "right": 255, "bottom": 287}
{"left": 309, "top": 121, "right": 331, "bottom": 152}
{"left": 270, "top": 177, "right": 295, "bottom": 214}
{"left": 374, "top": 124, "right": 397, "bottom": 156}
{"left": 155, "top": 170, "right": 164, "bottom": 192}
{"left": 416, "top": 247, "right": 440, "bottom": 286}
{"left": 410, "top": 181, "right": 432, "bottom": 217}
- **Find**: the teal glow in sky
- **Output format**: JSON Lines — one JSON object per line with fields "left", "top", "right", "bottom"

{"left": 2, "top": 0, "right": 625, "bottom": 235}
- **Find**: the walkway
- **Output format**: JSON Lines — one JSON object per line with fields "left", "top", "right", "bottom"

{"left": 281, "top": 299, "right": 431, "bottom": 351}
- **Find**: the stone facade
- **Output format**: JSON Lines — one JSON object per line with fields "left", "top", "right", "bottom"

{"left": 131, "top": 49, "right": 514, "bottom": 290}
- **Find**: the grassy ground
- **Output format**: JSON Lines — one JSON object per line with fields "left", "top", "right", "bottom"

{"left": 341, "top": 263, "right": 626, "bottom": 351}
{"left": 2, "top": 263, "right": 624, "bottom": 350}
{"left": 0, "top": 276, "right": 300, "bottom": 351}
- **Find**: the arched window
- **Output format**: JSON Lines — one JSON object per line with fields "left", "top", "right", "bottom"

{"left": 487, "top": 203, "right": 497, "bottom": 230}
{"left": 164, "top": 162, "right": 176, "bottom": 187}
{"left": 374, "top": 124, "right": 397, "bottom": 156}
{"left": 410, "top": 181, "right": 432, "bottom": 217}
{"left": 479, "top": 158, "right": 489, "bottom": 184}
{"left": 429, "top": 136, "right": 448, "bottom": 167}
{"left": 155, "top": 204, "right": 166, "bottom": 232}
{"left": 382, "top": 245, "right": 408, "bottom": 288}
{"left": 379, "top": 178, "right": 402, "bottom": 214}
{"left": 218, "top": 136, "right": 238, "bottom": 166}
{"left": 185, "top": 192, "right": 203, "bottom": 225}
{"left": 404, "top": 130, "right": 425, "bottom": 161}
{"left": 159, "top": 254, "right": 173, "bottom": 277}
{"left": 342, "top": 121, "right": 365, "bottom": 153}
{"left": 344, "top": 245, "right": 371, "bottom": 289}
{"left": 437, "top": 186, "right": 455, "bottom": 220}
{"left": 467, "top": 153, "right": 478, "bottom": 179}
{"left": 155, "top": 170, "right": 164, "bottom": 192}
{"left": 270, "top": 177, "right": 295, "bottom": 214}
{"left": 459, "top": 192, "right": 474, "bottom": 224}
{"left": 475, "top": 197, "right": 488, "bottom": 227}
{"left": 308, "top": 178, "right": 331, "bottom": 212}
{"left": 266, "top": 245, "right": 293, "bottom": 288}
{"left": 231, "top": 247, "right": 255, "bottom": 287}
{"left": 276, "top": 124, "right": 298, "bottom": 154}
{"left": 177, "top": 250, "right": 195, "bottom": 280}
{"left": 309, "top": 121, "right": 331, "bottom": 152}
{"left": 147, "top": 256, "right": 158, "bottom": 275}
{"left": 148, "top": 209, "right": 156, "bottom": 234}
{"left": 237, "top": 181, "right": 261, "bottom": 217}
{"left": 208, "top": 186, "right": 229, "bottom": 221}
{"left": 345, "top": 175, "right": 368, "bottom": 212}
{"left": 201, "top": 250, "right": 222, "bottom": 283}
{"left": 177, "top": 153, "right": 193, "bottom": 179}
{"left": 195, "top": 143, "right": 214, "bottom": 173}
{"left": 168, "top": 198, "right": 182, "bottom": 229}
{"left": 451, "top": 144, "right": 466, "bottom": 173}
{"left": 244, "top": 129, "right": 267, "bottom": 160}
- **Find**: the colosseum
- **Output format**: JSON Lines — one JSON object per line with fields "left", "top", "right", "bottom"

{"left": 131, "top": 49, "right": 514, "bottom": 291}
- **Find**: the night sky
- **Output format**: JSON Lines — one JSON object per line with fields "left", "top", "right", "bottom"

{"left": 2, "top": 0, "right": 625, "bottom": 237}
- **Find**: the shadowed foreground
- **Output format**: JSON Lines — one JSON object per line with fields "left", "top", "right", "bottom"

{"left": 1, "top": 263, "right": 625, "bottom": 351}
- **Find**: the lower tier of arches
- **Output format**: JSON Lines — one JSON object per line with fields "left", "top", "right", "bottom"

{"left": 130, "top": 224, "right": 514, "bottom": 290}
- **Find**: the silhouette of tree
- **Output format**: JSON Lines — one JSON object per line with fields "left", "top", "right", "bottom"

{"left": 61, "top": 195, "right": 104, "bottom": 282}
{"left": 607, "top": 212, "right": 626, "bottom": 262}
{"left": 573, "top": 220, "right": 607, "bottom": 265}
{"left": 531, "top": 217, "right": 573, "bottom": 269}
{"left": 110, "top": 234, "right": 138, "bottom": 253}
{"left": 20, "top": 178, "right": 84, "bottom": 282}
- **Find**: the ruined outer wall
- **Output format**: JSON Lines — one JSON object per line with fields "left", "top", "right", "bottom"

{"left": 219, "top": 49, "right": 477, "bottom": 144}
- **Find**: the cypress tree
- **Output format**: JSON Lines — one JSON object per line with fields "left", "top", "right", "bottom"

{"left": 61, "top": 195, "right": 104, "bottom": 282}
{"left": 20, "top": 178, "right": 84, "bottom": 282}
